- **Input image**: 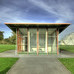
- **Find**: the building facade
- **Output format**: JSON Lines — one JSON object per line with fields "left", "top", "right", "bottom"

{"left": 5, "top": 23, "right": 70, "bottom": 55}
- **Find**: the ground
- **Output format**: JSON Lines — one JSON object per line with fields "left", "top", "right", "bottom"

{"left": 7, "top": 56, "right": 70, "bottom": 74}
{"left": 0, "top": 45, "right": 74, "bottom": 74}
{"left": 0, "top": 50, "right": 73, "bottom": 74}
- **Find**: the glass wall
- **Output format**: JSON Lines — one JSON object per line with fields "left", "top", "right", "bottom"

{"left": 48, "top": 29, "right": 57, "bottom": 53}
{"left": 17, "top": 28, "right": 28, "bottom": 52}
{"left": 29, "top": 29, "right": 37, "bottom": 52}
{"left": 17, "top": 28, "right": 57, "bottom": 54}
{"left": 39, "top": 29, "right": 46, "bottom": 53}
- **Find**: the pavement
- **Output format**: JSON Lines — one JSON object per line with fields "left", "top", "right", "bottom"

{"left": 7, "top": 56, "right": 71, "bottom": 74}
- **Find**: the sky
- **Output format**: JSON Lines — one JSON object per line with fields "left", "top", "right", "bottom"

{"left": 0, "top": 0, "right": 74, "bottom": 40}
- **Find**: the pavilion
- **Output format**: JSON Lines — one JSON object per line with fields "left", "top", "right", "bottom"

{"left": 5, "top": 23, "right": 70, "bottom": 55}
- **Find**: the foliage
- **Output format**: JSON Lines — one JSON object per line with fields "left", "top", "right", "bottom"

{"left": 0, "top": 32, "right": 16, "bottom": 44}
{"left": 0, "top": 58, "right": 19, "bottom": 74}
{"left": 0, "top": 44, "right": 15, "bottom": 53}
{"left": 0, "top": 31, "right": 4, "bottom": 40}
{"left": 59, "top": 58, "right": 74, "bottom": 74}
{"left": 3, "top": 32, "right": 16, "bottom": 44}
{"left": 59, "top": 45, "right": 74, "bottom": 53}
{"left": 8, "top": 32, "right": 16, "bottom": 44}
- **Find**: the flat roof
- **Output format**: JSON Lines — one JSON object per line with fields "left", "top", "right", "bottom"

{"left": 5, "top": 23, "right": 70, "bottom": 25}
{"left": 4, "top": 23, "right": 70, "bottom": 33}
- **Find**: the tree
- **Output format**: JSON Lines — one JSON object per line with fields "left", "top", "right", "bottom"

{"left": 4, "top": 32, "right": 16, "bottom": 44}
{"left": 4, "top": 38, "right": 10, "bottom": 44}
{"left": 0, "top": 31, "right": 4, "bottom": 40}
{"left": 9, "top": 32, "right": 16, "bottom": 44}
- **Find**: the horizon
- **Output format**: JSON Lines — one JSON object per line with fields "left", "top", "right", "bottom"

{"left": 0, "top": 0, "right": 74, "bottom": 40}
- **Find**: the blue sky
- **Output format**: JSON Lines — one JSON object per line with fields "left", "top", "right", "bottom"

{"left": 0, "top": 0, "right": 74, "bottom": 40}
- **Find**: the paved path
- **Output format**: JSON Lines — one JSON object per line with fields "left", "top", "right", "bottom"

{"left": 7, "top": 56, "right": 71, "bottom": 74}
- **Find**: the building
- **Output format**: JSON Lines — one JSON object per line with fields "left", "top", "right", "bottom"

{"left": 5, "top": 23, "right": 70, "bottom": 55}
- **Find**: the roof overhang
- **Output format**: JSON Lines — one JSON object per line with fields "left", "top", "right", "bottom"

{"left": 4, "top": 23, "right": 70, "bottom": 33}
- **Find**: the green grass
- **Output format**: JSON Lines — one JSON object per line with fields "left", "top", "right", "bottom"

{"left": 59, "top": 58, "right": 74, "bottom": 74}
{"left": 0, "top": 44, "right": 15, "bottom": 53}
{"left": 0, "top": 57, "right": 19, "bottom": 74}
{"left": 59, "top": 45, "right": 74, "bottom": 53}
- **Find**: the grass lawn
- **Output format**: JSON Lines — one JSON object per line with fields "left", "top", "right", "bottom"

{"left": 59, "top": 58, "right": 74, "bottom": 74}
{"left": 0, "top": 44, "right": 15, "bottom": 53}
{"left": 60, "top": 45, "right": 74, "bottom": 53}
{"left": 0, "top": 57, "right": 19, "bottom": 74}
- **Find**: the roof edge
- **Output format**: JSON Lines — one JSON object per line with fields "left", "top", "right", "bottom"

{"left": 4, "top": 23, "right": 70, "bottom": 25}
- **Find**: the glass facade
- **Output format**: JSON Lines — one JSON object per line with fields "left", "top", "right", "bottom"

{"left": 39, "top": 29, "right": 46, "bottom": 53}
{"left": 29, "top": 29, "right": 37, "bottom": 52}
{"left": 17, "top": 28, "right": 58, "bottom": 54}
{"left": 17, "top": 28, "right": 28, "bottom": 52}
{"left": 48, "top": 29, "right": 57, "bottom": 53}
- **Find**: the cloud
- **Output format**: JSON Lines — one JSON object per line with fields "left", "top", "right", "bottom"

{"left": 55, "top": 19, "right": 65, "bottom": 23}
{"left": 0, "top": 6, "right": 34, "bottom": 23}
{"left": 0, "top": 0, "right": 38, "bottom": 23}
{"left": 0, "top": 0, "right": 74, "bottom": 23}
{"left": 0, "top": 0, "right": 74, "bottom": 39}
{"left": 29, "top": 0, "right": 74, "bottom": 21}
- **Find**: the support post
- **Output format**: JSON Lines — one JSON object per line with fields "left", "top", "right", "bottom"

{"left": 37, "top": 28, "right": 39, "bottom": 55}
{"left": 56, "top": 29, "right": 59, "bottom": 55}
